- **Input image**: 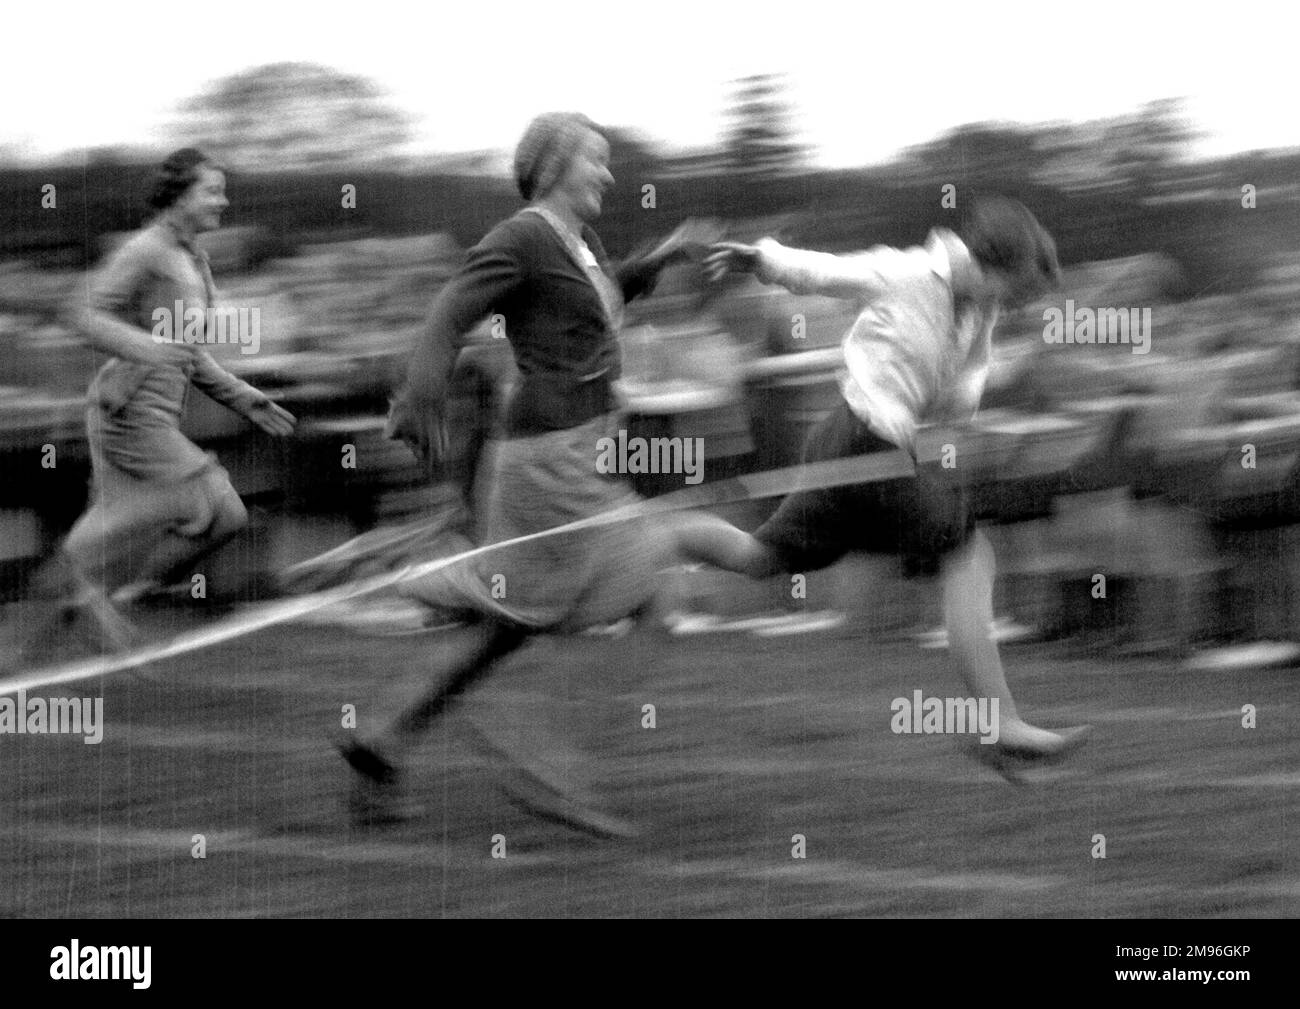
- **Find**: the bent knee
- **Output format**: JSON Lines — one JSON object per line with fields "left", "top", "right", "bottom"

{"left": 63, "top": 521, "right": 97, "bottom": 565}
{"left": 209, "top": 493, "right": 248, "bottom": 541}
{"left": 178, "top": 471, "right": 247, "bottom": 541}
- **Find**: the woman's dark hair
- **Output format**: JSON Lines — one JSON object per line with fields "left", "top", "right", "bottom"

{"left": 147, "top": 147, "right": 217, "bottom": 211}
{"left": 961, "top": 196, "right": 1060, "bottom": 285}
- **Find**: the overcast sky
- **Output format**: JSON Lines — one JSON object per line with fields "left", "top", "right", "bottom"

{"left": 3, "top": 0, "right": 1294, "bottom": 167}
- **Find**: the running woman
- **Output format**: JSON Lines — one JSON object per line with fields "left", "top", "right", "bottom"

{"left": 48, "top": 148, "right": 296, "bottom": 644}
{"left": 342, "top": 112, "right": 757, "bottom": 828}
{"left": 702, "top": 197, "right": 1089, "bottom": 758}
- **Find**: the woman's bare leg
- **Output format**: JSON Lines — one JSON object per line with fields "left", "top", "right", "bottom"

{"left": 132, "top": 484, "right": 249, "bottom": 590}
{"left": 942, "top": 530, "right": 1088, "bottom": 755}
{"left": 666, "top": 510, "right": 778, "bottom": 577}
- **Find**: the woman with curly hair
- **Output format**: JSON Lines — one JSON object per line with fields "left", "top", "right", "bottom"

{"left": 47, "top": 148, "right": 295, "bottom": 647}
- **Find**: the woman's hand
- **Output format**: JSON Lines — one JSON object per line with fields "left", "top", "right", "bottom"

{"left": 150, "top": 339, "right": 201, "bottom": 369}
{"left": 385, "top": 392, "right": 448, "bottom": 479}
{"left": 650, "top": 218, "right": 726, "bottom": 266}
{"left": 704, "top": 241, "right": 764, "bottom": 283}
{"left": 246, "top": 396, "right": 297, "bottom": 437}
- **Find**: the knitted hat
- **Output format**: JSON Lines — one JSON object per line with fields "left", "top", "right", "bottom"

{"left": 513, "top": 112, "right": 599, "bottom": 201}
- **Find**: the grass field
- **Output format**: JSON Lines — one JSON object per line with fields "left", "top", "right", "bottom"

{"left": 0, "top": 603, "right": 1295, "bottom": 919}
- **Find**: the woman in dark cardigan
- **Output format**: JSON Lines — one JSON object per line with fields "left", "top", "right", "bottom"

{"left": 343, "top": 113, "right": 764, "bottom": 826}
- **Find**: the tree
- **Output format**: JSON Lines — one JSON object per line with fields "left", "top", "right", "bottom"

{"left": 173, "top": 62, "right": 414, "bottom": 172}
{"left": 901, "top": 122, "right": 1053, "bottom": 187}
{"left": 1102, "top": 98, "right": 1198, "bottom": 198}
{"left": 900, "top": 100, "right": 1200, "bottom": 198}
{"left": 722, "top": 74, "right": 807, "bottom": 178}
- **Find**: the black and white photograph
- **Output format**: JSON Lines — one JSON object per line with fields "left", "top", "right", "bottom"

{"left": 0, "top": 0, "right": 1294, "bottom": 944}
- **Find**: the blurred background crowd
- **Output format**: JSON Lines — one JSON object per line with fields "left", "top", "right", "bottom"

{"left": 4, "top": 66, "right": 1300, "bottom": 662}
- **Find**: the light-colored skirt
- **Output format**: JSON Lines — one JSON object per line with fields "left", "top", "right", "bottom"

{"left": 87, "top": 403, "right": 214, "bottom": 485}
{"left": 401, "top": 413, "right": 674, "bottom": 631}
{"left": 80, "top": 404, "right": 233, "bottom": 536}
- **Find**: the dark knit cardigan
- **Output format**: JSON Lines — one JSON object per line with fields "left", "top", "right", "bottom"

{"left": 401, "top": 210, "right": 660, "bottom": 437}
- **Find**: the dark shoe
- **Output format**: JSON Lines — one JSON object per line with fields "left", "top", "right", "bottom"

{"left": 337, "top": 736, "right": 411, "bottom": 827}
{"left": 337, "top": 736, "right": 399, "bottom": 785}
{"left": 966, "top": 724, "right": 1091, "bottom": 784}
